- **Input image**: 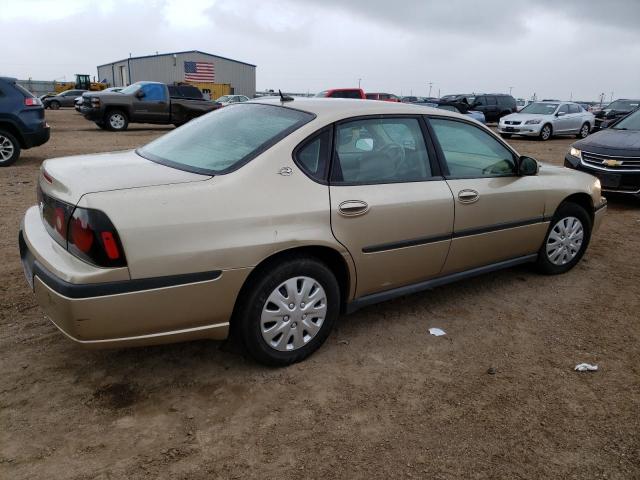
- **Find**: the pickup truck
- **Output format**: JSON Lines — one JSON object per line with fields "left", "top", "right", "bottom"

{"left": 80, "top": 81, "right": 216, "bottom": 131}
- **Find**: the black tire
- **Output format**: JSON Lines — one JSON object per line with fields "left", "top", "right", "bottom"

{"left": 500, "top": 133, "right": 512, "bottom": 139}
{"left": 576, "top": 122, "right": 590, "bottom": 139}
{"left": 49, "top": 100, "right": 60, "bottom": 110}
{"left": 0, "top": 129, "right": 21, "bottom": 167}
{"left": 235, "top": 256, "right": 340, "bottom": 366}
{"left": 539, "top": 123, "right": 552, "bottom": 141}
{"left": 105, "top": 110, "right": 129, "bottom": 131}
{"left": 535, "top": 202, "right": 592, "bottom": 275}
{"left": 95, "top": 122, "right": 107, "bottom": 130}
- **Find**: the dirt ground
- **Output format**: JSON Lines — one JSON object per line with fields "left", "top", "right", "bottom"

{"left": 1, "top": 110, "right": 639, "bottom": 480}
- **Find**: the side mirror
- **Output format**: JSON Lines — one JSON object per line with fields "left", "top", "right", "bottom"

{"left": 135, "top": 90, "right": 145, "bottom": 99}
{"left": 519, "top": 156, "right": 538, "bottom": 176}
{"left": 556, "top": 111, "right": 566, "bottom": 117}
{"left": 355, "top": 138, "right": 374, "bottom": 152}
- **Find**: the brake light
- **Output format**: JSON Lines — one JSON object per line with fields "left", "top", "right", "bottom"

{"left": 24, "top": 97, "right": 42, "bottom": 106}
{"left": 101, "top": 232, "right": 120, "bottom": 260}
{"left": 67, "top": 207, "right": 126, "bottom": 267}
{"left": 70, "top": 217, "right": 94, "bottom": 253}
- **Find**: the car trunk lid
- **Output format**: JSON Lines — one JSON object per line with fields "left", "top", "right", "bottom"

{"left": 40, "top": 149, "right": 211, "bottom": 205}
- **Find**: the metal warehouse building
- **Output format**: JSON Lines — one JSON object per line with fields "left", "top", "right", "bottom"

{"left": 96, "top": 50, "right": 256, "bottom": 97}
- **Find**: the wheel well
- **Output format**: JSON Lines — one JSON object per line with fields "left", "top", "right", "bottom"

{"left": 231, "top": 246, "right": 352, "bottom": 322}
{"left": 544, "top": 122, "right": 553, "bottom": 131}
{"left": 561, "top": 193, "right": 594, "bottom": 222}
{"left": 0, "top": 122, "right": 25, "bottom": 148}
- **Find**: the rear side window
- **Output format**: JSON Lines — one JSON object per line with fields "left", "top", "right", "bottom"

{"left": 138, "top": 104, "right": 314, "bottom": 174}
{"left": 330, "top": 90, "right": 361, "bottom": 99}
{"left": 331, "top": 117, "right": 431, "bottom": 184}
{"left": 295, "top": 129, "right": 332, "bottom": 182}
{"left": 487, "top": 96, "right": 497, "bottom": 105}
{"left": 177, "top": 85, "right": 203, "bottom": 99}
{"left": 14, "top": 83, "right": 35, "bottom": 98}
{"left": 429, "top": 118, "right": 516, "bottom": 178}
{"left": 569, "top": 104, "right": 581, "bottom": 113}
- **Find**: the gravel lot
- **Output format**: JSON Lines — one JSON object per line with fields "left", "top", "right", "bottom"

{"left": 1, "top": 110, "right": 639, "bottom": 479}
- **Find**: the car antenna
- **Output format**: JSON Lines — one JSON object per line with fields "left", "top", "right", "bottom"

{"left": 279, "top": 89, "right": 294, "bottom": 102}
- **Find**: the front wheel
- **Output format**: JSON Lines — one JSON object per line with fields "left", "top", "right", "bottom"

{"left": 535, "top": 202, "right": 592, "bottom": 275}
{"left": 577, "top": 123, "right": 590, "bottom": 139}
{"left": 0, "top": 129, "right": 20, "bottom": 167}
{"left": 105, "top": 110, "right": 129, "bottom": 131}
{"left": 539, "top": 124, "right": 552, "bottom": 141}
{"left": 235, "top": 257, "right": 340, "bottom": 366}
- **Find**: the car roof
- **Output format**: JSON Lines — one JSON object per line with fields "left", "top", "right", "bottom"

{"left": 249, "top": 97, "right": 462, "bottom": 121}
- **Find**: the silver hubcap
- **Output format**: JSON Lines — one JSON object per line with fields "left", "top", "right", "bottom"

{"left": 542, "top": 126, "right": 550, "bottom": 139}
{"left": 581, "top": 125, "right": 588, "bottom": 137}
{"left": 109, "top": 114, "right": 125, "bottom": 129}
{"left": 260, "top": 276, "right": 327, "bottom": 352}
{"left": 0, "top": 135, "right": 14, "bottom": 161}
{"left": 546, "top": 216, "right": 584, "bottom": 265}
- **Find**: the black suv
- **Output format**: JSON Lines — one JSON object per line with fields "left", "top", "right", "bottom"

{"left": 442, "top": 93, "right": 517, "bottom": 122}
{"left": 592, "top": 99, "right": 640, "bottom": 131}
{"left": 0, "top": 77, "right": 50, "bottom": 166}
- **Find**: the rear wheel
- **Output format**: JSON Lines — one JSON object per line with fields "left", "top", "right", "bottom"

{"left": 535, "top": 202, "right": 591, "bottom": 275}
{"left": 577, "top": 122, "right": 590, "bottom": 139}
{"left": 235, "top": 257, "right": 340, "bottom": 366}
{"left": 105, "top": 110, "right": 128, "bottom": 131}
{"left": 49, "top": 100, "right": 60, "bottom": 110}
{"left": 0, "top": 129, "right": 20, "bottom": 167}
{"left": 539, "top": 123, "right": 552, "bottom": 141}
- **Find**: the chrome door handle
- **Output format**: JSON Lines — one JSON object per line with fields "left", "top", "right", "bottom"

{"left": 338, "top": 200, "right": 369, "bottom": 217}
{"left": 457, "top": 189, "right": 479, "bottom": 204}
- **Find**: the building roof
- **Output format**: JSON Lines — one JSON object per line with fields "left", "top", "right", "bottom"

{"left": 97, "top": 50, "right": 256, "bottom": 69}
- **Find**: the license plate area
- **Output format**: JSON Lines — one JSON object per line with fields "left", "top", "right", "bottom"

{"left": 505, "top": 126, "right": 517, "bottom": 132}
{"left": 599, "top": 173, "right": 621, "bottom": 188}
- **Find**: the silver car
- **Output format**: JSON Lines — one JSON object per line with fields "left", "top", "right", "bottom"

{"left": 498, "top": 102, "right": 595, "bottom": 141}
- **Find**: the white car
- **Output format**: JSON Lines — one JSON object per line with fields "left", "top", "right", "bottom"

{"left": 498, "top": 102, "right": 595, "bottom": 141}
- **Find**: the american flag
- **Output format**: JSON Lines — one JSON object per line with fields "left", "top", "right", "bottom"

{"left": 184, "top": 61, "right": 215, "bottom": 82}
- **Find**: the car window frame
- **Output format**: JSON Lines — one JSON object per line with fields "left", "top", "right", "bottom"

{"left": 423, "top": 115, "right": 520, "bottom": 180}
{"left": 328, "top": 114, "right": 443, "bottom": 187}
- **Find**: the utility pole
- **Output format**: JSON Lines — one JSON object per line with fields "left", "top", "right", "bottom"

{"left": 358, "top": 78, "right": 362, "bottom": 89}
{"left": 428, "top": 81, "right": 433, "bottom": 98}
{"left": 610, "top": 91, "right": 614, "bottom": 102}
{"left": 509, "top": 86, "right": 513, "bottom": 95}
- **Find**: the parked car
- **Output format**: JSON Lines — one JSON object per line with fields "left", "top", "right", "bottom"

{"left": 43, "top": 89, "right": 88, "bottom": 110}
{"left": 0, "top": 76, "right": 50, "bottom": 166}
{"left": 401, "top": 96, "right": 423, "bottom": 103}
{"left": 498, "top": 102, "right": 595, "bottom": 141}
{"left": 565, "top": 108, "right": 640, "bottom": 197}
{"left": 516, "top": 98, "right": 531, "bottom": 111}
{"left": 315, "top": 88, "right": 366, "bottom": 99}
{"left": 365, "top": 93, "right": 401, "bottom": 102}
{"left": 427, "top": 101, "right": 486, "bottom": 124}
{"left": 592, "top": 99, "right": 640, "bottom": 131}
{"left": 80, "top": 81, "right": 216, "bottom": 131}
{"left": 20, "top": 99, "right": 606, "bottom": 365}
{"left": 213, "top": 95, "right": 250, "bottom": 108}
{"left": 441, "top": 94, "right": 516, "bottom": 122}
{"left": 75, "top": 87, "right": 123, "bottom": 112}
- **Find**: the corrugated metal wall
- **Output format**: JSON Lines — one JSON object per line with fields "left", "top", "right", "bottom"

{"left": 96, "top": 52, "right": 256, "bottom": 96}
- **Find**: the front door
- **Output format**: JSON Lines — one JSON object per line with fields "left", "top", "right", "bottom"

{"left": 554, "top": 104, "right": 572, "bottom": 133}
{"left": 329, "top": 116, "right": 454, "bottom": 297}
{"left": 133, "top": 83, "right": 170, "bottom": 123}
{"left": 427, "top": 117, "right": 548, "bottom": 274}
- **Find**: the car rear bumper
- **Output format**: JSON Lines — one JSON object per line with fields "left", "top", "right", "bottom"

{"left": 565, "top": 154, "right": 640, "bottom": 196}
{"left": 22, "top": 125, "right": 50, "bottom": 149}
{"left": 19, "top": 206, "right": 250, "bottom": 348}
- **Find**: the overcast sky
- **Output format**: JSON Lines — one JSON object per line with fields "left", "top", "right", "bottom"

{"left": 1, "top": 0, "right": 639, "bottom": 101}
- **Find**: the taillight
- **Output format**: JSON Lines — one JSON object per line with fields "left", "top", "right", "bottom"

{"left": 24, "top": 97, "right": 42, "bottom": 106}
{"left": 38, "top": 186, "right": 126, "bottom": 268}
{"left": 67, "top": 207, "right": 127, "bottom": 268}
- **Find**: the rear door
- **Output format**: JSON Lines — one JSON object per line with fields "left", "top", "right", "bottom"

{"left": 329, "top": 116, "right": 454, "bottom": 297}
{"left": 427, "top": 116, "right": 548, "bottom": 274}
{"left": 567, "top": 104, "right": 583, "bottom": 132}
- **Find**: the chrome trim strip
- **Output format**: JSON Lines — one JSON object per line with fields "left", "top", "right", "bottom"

{"left": 580, "top": 157, "right": 640, "bottom": 173}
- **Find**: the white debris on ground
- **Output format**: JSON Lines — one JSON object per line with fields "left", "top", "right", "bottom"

{"left": 574, "top": 363, "right": 599, "bottom": 372}
{"left": 428, "top": 328, "right": 446, "bottom": 337}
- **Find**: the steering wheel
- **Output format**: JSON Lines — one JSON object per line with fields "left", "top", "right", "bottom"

{"left": 482, "top": 159, "right": 512, "bottom": 175}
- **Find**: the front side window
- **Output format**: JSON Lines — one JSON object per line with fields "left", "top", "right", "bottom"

{"left": 331, "top": 117, "right": 431, "bottom": 184}
{"left": 520, "top": 103, "right": 558, "bottom": 115}
{"left": 558, "top": 104, "right": 569, "bottom": 115}
{"left": 429, "top": 118, "right": 516, "bottom": 178}
{"left": 138, "top": 104, "right": 314, "bottom": 174}
{"left": 474, "top": 96, "right": 487, "bottom": 106}
{"left": 487, "top": 96, "right": 497, "bottom": 106}
{"left": 141, "top": 83, "right": 166, "bottom": 101}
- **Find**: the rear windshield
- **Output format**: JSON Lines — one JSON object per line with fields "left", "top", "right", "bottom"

{"left": 138, "top": 104, "right": 315, "bottom": 174}
{"left": 14, "top": 82, "right": 35, "bottom": 98}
